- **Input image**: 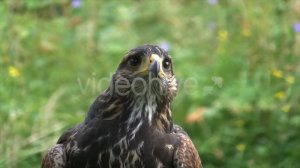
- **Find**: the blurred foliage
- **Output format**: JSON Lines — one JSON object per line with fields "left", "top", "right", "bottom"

{"left": 1, "top": 0, "right": 300, "bottom": 167}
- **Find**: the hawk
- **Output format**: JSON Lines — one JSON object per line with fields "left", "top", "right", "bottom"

{"left": 42, "top": 45, "right": 202, "bottom": 168}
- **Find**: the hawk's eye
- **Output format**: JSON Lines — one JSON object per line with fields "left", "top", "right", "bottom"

{"left": 128, "top": 55, "right": 142, "bottom": 67}
{"left": 163, "top": 58, "right": 171, "bottom": 70}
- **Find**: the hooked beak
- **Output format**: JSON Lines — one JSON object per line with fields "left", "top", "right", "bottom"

{"left": 149, "top": 54, "right": 164, "bottom": 78}
{"left": 150, "top": 60, "right": 160, "bottom": 77}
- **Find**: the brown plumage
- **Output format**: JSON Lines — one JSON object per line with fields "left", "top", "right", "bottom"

{"left": 173, "top": 125, "right": 202, "bottom": 168}
{"left": 42, "top": 45, "right": 202, "bottom": 168}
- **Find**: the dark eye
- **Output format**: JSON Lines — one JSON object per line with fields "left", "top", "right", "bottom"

{"left": 128, "top": 55, "right": 142, "bottom": 67}
{"left": 163, "top": 58, "right": 171, "bottom": 70}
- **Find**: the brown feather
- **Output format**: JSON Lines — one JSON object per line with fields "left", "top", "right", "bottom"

{"left": 173, "top": 125, "right": 202, "bottom": 168}
{"left": 41, "top": 144, "right": 66, "bottom": 168}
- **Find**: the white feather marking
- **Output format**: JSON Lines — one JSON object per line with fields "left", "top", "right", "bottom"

{"left": 129, "top": 121, "right": 143, "bottom": 140}
{"left": 109, "top": 149, "right": 115, "bottom": 168}
{"left": 165, "top": 144, "right": 174, "bottom": 150}
{"left": 145, "top": 94, "right": 156, "bottom": 126}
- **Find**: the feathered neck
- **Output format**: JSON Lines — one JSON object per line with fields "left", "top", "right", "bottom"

{"left": 84, "top": 88, "right": 173, "bottom": 133}
{"left": 123, "top": 93, "right": 173, "bottom": 133}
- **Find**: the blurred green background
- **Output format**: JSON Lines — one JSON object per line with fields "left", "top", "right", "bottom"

{"left": 1, "top": 0, "right": 300, "bottom": 167}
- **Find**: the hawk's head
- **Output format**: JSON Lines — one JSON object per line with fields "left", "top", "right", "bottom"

{"left": 112, "top": 44, "right": 177, "bottom": 102}
{"left": 87, "top": 45, "right": 177, "bottom": 130}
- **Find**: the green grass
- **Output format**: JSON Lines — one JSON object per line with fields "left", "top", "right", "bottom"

{"left": 1, "top": 0, "right": 300, "bottom": 167}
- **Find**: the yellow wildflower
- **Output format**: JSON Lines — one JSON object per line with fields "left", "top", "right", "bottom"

{"left": 236, "top": 143, "right": 246, "bottom": 152}
{"left": 274, "top": 91, "right": 285, "bottom": 100}
{"left": 285, "top": 75, "right": 295, "bottom": 84}
{"left": 218, "top": 30, "right": 228, "bottom": 42}
{"left": 282, "top": 104, "right": 291, "bottom": 113}
{"left": 242, "top": 28, "right": 252, "bottom": 37}
{"left": 8, "top": 66, "right": 20, "bottom": 78}
{"left": 272, "top": 69, "right": 283, "bottom": 78}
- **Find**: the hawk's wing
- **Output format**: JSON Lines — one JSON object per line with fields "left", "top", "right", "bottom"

{"left": 41, "top": 144, "right": 66, "bottom": 168}
{"left": 173, "top": 124, "right": 203, "bottom": 168}
{"left": 42, "top": 124, "right": 82, "bottom": 168}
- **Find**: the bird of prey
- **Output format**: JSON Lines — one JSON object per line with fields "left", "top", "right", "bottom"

{"left": 42, "top": 45, "right": 202, "bottom": 168}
